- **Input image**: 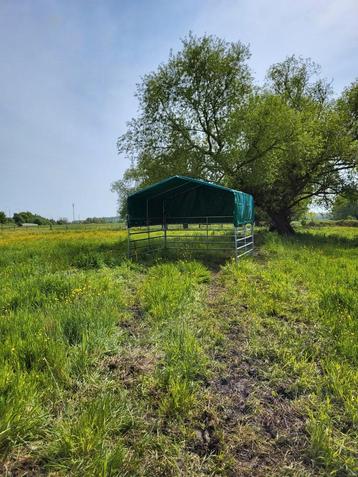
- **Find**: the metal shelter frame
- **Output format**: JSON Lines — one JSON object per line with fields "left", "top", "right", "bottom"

{"left": 127, "top": 177, "right": 254, "bottom": 261}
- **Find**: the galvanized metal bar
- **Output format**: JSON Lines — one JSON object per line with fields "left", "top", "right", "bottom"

{"left": 166, "top": 233, "right": 233, "bottom": 238}
{"left": 237, "top": 248, "right": 254, "bottom": 258}
{"left": 129, "top": 247, "right": 164, "bottom": 257}
{"left": 129, "top": 236, "right": 164, "bottom": 243}
{"left": 165, "top": 240, "right": 234, "bottom": 245}
{"left": 129, "top": 228, "right": 162, "bottom": 235}
{"left": 166, "top": 246, "right": 235, "bottom": 251}
{"left": 236, "top": 234, "right": 253, "bottom": 242}
{"left": 236, "top": 241, "right": 254, "bottom": 251}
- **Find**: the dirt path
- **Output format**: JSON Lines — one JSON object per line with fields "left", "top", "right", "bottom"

{"left": 202, "top": 272, "right": 313, "bottom": 477}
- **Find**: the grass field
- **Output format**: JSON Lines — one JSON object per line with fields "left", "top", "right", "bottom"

{"left": 0, "top": 226, "right": 357, "bottom": 476}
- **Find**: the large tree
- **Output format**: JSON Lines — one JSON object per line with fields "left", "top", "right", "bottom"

{"left": 226, "top": 58, "right": 357, "bottom": 233}
{"left": 114, "top": 34, "right": 252, "bottom": 217}
{"left": 116, "top": 35, "right": 357, "bottom": 233}
{"left": 255, "top": 59, "right": 357, "bottom": 232}
{"left": 118, "top": 34, "right": 252, "bottom": 180}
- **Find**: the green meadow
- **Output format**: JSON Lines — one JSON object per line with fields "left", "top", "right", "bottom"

{"left": 0, "top": 226, "right": 357, "bottom": 476}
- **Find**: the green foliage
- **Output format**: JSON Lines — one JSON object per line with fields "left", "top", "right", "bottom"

{"left": 13, "top": 211, "right": 54, "bottom": 226}
{"left": 0, "top": 211, "right": 6, "bottom": 224}
{"left": 331, "top": 194, "right": 358, "bottom": 219}
{"left": 115, "top": 33, "right": 252, "bottom": 216}
{"left": 83, "top": 217, "right": 107, "bottom": 224}
{"left": 118, "top": 33, "right": 251, "bottom": 179}
{"left": 111, "top": 178, "right": 137, "bottom": 219}
{"left": 337, "top": 79, "right": 358, "bottom": 141}
{"left": 116, "top": 35, "right": 357, "bottom": 234}
{"left": 266, "top": 55, "right": 332, "bottom": 108}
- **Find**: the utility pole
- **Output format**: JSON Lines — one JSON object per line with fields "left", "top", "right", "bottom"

{"left": 72, "top": 203, "right": 75, "bottom": 223}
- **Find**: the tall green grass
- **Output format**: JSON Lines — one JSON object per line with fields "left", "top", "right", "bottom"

{"left": 139, "top": 261, "right": 210, "bottom": 416}
{"left": 0, "top": 226, "right": 357, "bottom": 475}
{"left": 0, "top": 230, "right": 139, "bottom": 472}
{"left": 0, "top": 229, "right": 216, "bottom": 475}
{"left": 220, "top": 228, "right": 358, "bottom": 475}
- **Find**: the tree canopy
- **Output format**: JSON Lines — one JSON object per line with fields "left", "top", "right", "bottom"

{"left": 115, "top": 34, "right": 358, "bottom": 234}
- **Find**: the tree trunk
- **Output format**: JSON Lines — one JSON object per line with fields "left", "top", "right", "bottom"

{"left": 269, "top": 211, "right": 295, "bottom": 235}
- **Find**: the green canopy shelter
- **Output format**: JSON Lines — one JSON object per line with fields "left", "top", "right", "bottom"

{"left": 127, "top": 176, "right": 255, "bottom": 260}
{"left": 127, "top": 175, "right": 254, "bottom": 227}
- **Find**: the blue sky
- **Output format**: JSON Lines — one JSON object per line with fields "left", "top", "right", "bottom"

{"left": 1, "top": 0, "right": 357, "bottom": 220}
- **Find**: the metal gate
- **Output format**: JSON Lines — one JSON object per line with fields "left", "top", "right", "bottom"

{"left": 127, "top": 216, "right": 254, "bottom": 261}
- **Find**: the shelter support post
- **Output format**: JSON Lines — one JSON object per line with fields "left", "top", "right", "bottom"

{"left": 127, "top": 215, "right": 130, "bottom": 259}
{"left": 163, "top": 201, "right": 167, "bottom": 250}
{"left": 234, "top": 226, "right": 238, "bottom": 263}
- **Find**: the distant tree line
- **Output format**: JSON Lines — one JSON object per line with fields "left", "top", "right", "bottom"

{"left": 0, "top": 212, "right": 120, "bottom": 226}
{"left": 12, "top": 212, "right": 56, "bottom": 226}
{"left": 0, "top": 211, "right": 57, "bottom": 226}
{"left": 331, "top": 193, "right": 358, "bottom": 220}
{"left": 83, "top": 217, "right": 106, "bottom": 224}
{"left": 113, "top": 34, "right": 357, "bottom": 234}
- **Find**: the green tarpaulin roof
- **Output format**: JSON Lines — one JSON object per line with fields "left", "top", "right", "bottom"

{"left": 127, "top": 175, "right": 254, "bottom": 227}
